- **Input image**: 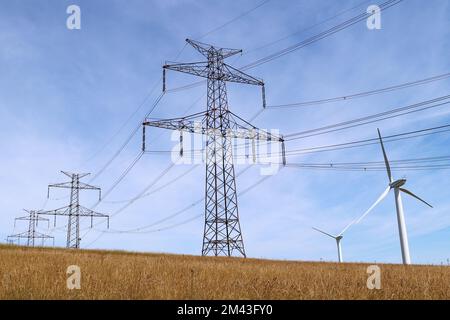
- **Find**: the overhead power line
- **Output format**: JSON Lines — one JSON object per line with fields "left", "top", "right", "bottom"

{"left": 195, "top": 0, "right": 272, "bottom": 40}
{"left": 149, "top": 96, "right": 450, "bottom": 157}
{"left": 103, "top": 164, "right": 200, "bottom": 204}
{"left": 164, "top": 0, "right": 403, "bottom": 94}
{"left": 165, "top": 80, "right": 205, "bottom": 93}
{"left": 283, "top": 124, "right": 450, "bottom": 155}
{"left": 100, "top": 166, "right": 251, "bottom": 234}
{"left": 77, "top": 95, "right": 208, "bottom": 237}
{"left": 91, "top": 151, "right": 145, "bottom": 209}
{"left": 244, "top": 0, "right": 372, "bottom": 55}
{"left": 85, "top": 42, "right": 191, "bottom": 183}
{"left": 288, "top": 155, "right": 450, "bottom": 167}
{"left": 81, "top": 44, "right": 188, "bottom": 169}
{"left": 109, "top": 160, "right": 180, "bottom": 217}
{"left": 241, "top": 0, "right": 404, "bottom": 70}
{"left": 127, "top": 173, "right": 275, "bottom": 235}
{"left": 285, "top": 163, "right": 450, "bottom": 172}
{"left": 80, "top": 158, "right": 183, "bottom": 243}
{"left": 186, "top": 124, "right": 450, "bottom": 161}
{"left": 282, "top": 154, "right": 450, "bottom": 171}
{"left": 80, "top": 81, "right": 161, "bottom": 167}
{"left": 83, "top": 166, "right": 254, "bottom": 249}
{"left": 284, "top": 94, "right": 450, "bottom": 140}
{"left": 89, "top": 93, "right": 164, "bottom": 183}
{"left": 268, "top": 72, "right": 450, "bottom": 109}
{"left": 89, "top": 165, "right": 270, "bottom": 236}
{"left": 239, "top": 71, "right": 450, "bottom": 125}
{"left": 140, "top": 124, "right": 450, "bottom": 160}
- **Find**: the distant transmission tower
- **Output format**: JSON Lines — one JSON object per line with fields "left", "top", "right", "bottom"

{"left": 143, "top": 39, "right": 285, "bottom": 257}
{"left": 38, "top": 171, "right": 109, "bottom": 249}
{"left": 7, "top": 209, "right": 54, "bottom": 247}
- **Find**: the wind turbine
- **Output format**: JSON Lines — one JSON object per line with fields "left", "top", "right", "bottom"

{"left": 313, "top": 204, "right": 375, "bottom": 263}
{"left": 312, "top": 227, "right": 345, "bottom": 263}
{"left": 358, "top": 128, "right": 433, "bottom": 265}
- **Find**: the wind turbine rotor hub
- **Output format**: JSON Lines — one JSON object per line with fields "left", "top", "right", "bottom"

{"left": 390, "top": 179, "right": 407, "bottom": 189}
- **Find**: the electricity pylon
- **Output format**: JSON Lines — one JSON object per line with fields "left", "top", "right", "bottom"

{"left": 7, "top": 209, "right": 54, "bottom": 247}
{"left": 38, "top": 171, "right": 109, "bottom": 249}
{"left": 143, "top": 39, "right": 286, "bottom": 257}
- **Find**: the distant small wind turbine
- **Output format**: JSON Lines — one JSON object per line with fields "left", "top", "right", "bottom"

{"left": 357, "top": 128, "right": 433, "bottom": 265}
{"left": 312, "top": 210, "right": 368, "bottom": 263}
{"left": 312, "top": 227, "right": 344, "bottom": 263}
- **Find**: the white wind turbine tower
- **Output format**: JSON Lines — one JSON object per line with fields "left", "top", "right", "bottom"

{"left": 358, "top": 128, "right": 433, "bottom": 265}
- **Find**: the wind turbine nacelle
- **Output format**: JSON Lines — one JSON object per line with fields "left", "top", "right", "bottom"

{"left": 390, "top": 179, "right": 406, "bottom": 189}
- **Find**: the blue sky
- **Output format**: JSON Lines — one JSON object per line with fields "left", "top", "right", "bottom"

{"left": 1, "top": 0, "right": 450, "bottom": 265}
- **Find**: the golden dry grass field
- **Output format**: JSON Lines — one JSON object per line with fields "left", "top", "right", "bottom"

{"left": 0, "top": 244, "right": 449, "bottom": 299}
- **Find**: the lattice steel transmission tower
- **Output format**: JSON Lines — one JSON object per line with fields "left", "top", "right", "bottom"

{"left": 7, "top": 209, "right": 54, "bottom": 247}
{"left": 143, "top": 39, "right": 285, "bottom": 257}
{"left": 37, "top": 171, "right": 109, "bottom": 249}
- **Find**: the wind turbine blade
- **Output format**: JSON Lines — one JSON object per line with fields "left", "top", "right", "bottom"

{"left": 399, "top": 188, "right": 433, "bottom": 208}
{"left": 377, "top": 128, "right": 393, "bottom": 183}
{"left": 312, "top": 227, "right": 337, "bottom": 239}
{"left": 339, "top": 186, "right": 391, "bottom": 236}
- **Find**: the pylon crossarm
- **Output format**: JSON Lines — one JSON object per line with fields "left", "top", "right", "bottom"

{"left": 48, "top": 181, "right": 100, "bottom": 200}
{"left": 164, "top": 61, "right": 263, "bottom": 86}
{"left": 49, "top": 181, "right": 99, "bottom": 191}
{"left": 61, "top": 171, "right": 89, "bottom": 179}
{"left": 150, "top": 110, "right": 207, "bottom": 122}
{"left": 231, "top": 124, "right": 283, "bottom": 142}
{"left": 143, "top": 110, "right": 206, "bottom": 133}
{"left": 78, "top": 205, "right": 109, "bottom": 218}
{"left": 32, "top": 231, "right": 54, "bottom": 239}
{"left": 186, "top": 39, "right": 242, "bottom": 59}
{"left": 77, "top": 206, "right": 109, "bottom": 229}
{"left": 77, "top": 182, "right": 101, "bottom": 190}
{"left": 222, "top": 64, "right": 264, "bottom": 86}
{"left": 15, "top": 215, "right": 49, "bottom": 222}
{"left": 8, "top": 232, "right": 53, "bottom": 240}
{"left": 37, "top": 206, "right": 70, "bottom": 216}
{"left": 144, "top": 115, "right": 283, "bottom": 142}
{"left": 228, "top": 111, "right": 284, "bottom": 142}
{"left": 164, "top": 62, "right": 209, "bottom": 79}
{"left": 14, "top": 216, "right": 30, "bottom": 222}
{"left": 143, "top": 118, "right": 205, "bottom": 134}
{"left": 47, "top": 182, "right": 72, "bottom": 198}
{"left": 7, "top": 231, "right": 28, "bottom": 238}
{"left": 48, "top": 181, "right": 73, "bottom": 189}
